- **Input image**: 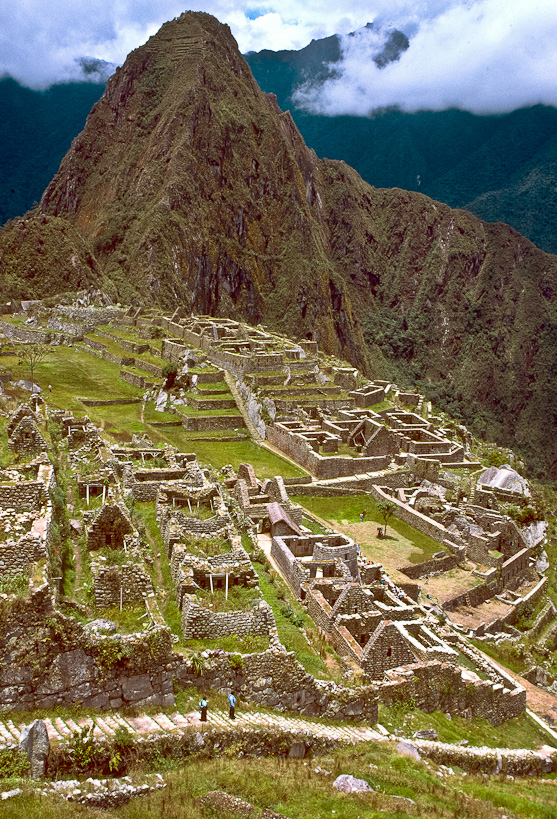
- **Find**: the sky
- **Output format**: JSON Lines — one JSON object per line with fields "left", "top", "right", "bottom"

{"left": 1, "top": 0, "right": 556, "bottom": 114}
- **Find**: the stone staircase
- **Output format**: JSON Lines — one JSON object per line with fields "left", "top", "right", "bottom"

{"left": 223, "top": 371, "right": 262, "bottom": 442}
{"left": 0, "top": 710, "right": 382, "bottom": 746}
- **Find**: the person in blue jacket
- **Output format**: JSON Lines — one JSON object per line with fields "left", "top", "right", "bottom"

{"left": 228, "top": 691, "right": 236, "bottom": 720}
{"left": 199, "top": 696, "right": 208, "bottom": 722}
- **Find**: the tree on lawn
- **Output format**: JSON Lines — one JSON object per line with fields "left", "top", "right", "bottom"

{"left": 377, "top": 500, "right": 397, "bottom": 536}
{"left": 18, "top": 343, "right": 51, "bottom": 391}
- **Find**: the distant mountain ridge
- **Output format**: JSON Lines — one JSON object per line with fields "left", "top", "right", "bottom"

{"left": 0, "top": 12, "right": 556, "bottom": 481}
{"left": 244, "top": 39, "right": 557, "bottom": 255}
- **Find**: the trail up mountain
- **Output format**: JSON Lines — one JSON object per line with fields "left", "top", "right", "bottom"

{"left": 0, "top": 12, "right": 556, "bottom": 478}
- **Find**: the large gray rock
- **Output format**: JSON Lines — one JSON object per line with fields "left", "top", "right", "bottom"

{"left": 396, "top": 740, "right": 421, "bottom": 761}
{"left": 333, "top": 774, "right": 374, "bottom": 794}
{"left": 19, "top": 719, "right": 49, "bottom": 778}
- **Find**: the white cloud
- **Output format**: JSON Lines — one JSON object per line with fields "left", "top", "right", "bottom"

{"left": 294, "top": 0, "right": 557, "bottom": 114}
{"left": 0, "top": 0, "right": 555, "bottom": 115}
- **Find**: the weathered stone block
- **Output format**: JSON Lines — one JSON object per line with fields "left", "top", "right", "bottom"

{"left": 19, "top": 719, "right": 49, "bottom": 779}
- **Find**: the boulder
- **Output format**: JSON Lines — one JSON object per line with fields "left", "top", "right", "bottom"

{"left": 333, "top": 774, "right": 374, "bottom": 794}
{"left": 396, "top": 740, "right": 421, "bottom": 761}
{"left": 19, "top": 719, "right": 49, "bottom": 778}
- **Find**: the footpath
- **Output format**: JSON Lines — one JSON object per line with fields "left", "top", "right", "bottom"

{"left": 0, "top": 708, "right": 381, "bottom": 746}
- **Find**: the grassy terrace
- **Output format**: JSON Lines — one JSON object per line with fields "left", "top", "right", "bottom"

{"left": 290, "top": 494, "right": 442, "bottom": 567}
{"left": 4, "top": 742, "right": 557, "bottom": 818}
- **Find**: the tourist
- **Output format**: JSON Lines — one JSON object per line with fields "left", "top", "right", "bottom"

{"left": 362, "top": 509, "right": 367, "bottom": 520}
{"left": 199, "top": 696, "right": 208, "bottom": 722}
{"left": 228, "top": 690, "right": 236, "bottom": 720}
{"left": 377, "top": 526, "right": 383, "bottom": 538}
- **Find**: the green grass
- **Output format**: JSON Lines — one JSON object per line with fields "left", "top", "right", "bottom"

{"left": 16, "top": 346, "right": 144, "bottom": 410}
{"left": 379, "top": 704, "right": 550, "bottom": 750}
{"left": 290, "top": 494, "right": 441, "bottom": 563}
{"left": 174, "top": 439, "right": 307, "bottom": 478}
{"left": 4, "top": 743, "right": 557, "bottom": 818}
{"left": 95, "top": 603, "right": 148, "bottom": 634}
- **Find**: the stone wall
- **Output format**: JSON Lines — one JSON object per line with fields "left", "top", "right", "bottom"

{"left": 399, "top": 553, "right": 460, "bottom": 580}
{"left": 0, "top": 320, "right": 51, "bottom": 344}
{"left": 120, "top": 370, "right": 150, "bottom": 389}
{"left": 172, "top": 648, "right": 379, "bottom": 722}
{"left": 0, "top": 480, "right": 48, "bottom": 508}
{"left": 0, "top": 590, "right": 174, "bottom": 712}
{"left": 377, "top": 661, "right": 526, "bottom": 726}
{"left": 266, "top": 425, "right": 390, "bottom": 479}
{"left": 181, "top": 599, "right": 275, "bottom": 640}
{"left": 11, "top": 422, "right": 48, "bottom": 459}
{"left": 181, "top": 415, "right": 246, "bottom": 431}
{"left": 270, "top": 536, "right": 310, "bottom": 597}
{"left": 92, "top": 562, "right": 154, "bottom": 608}
{"left": 0, "top": 532, "right": 49, "bottom": 575}
{"left": 442, "top": 576, "right": 500, "bottom": 612}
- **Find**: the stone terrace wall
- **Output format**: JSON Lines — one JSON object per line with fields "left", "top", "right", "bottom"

{"left": 266, "top": 425, "right": 389, "bottom": 479}
{"left": 400, "top": 553, "right": 460, "bottom": 579}
{"left": 181, "top": 599, "right": 275, "bottom": 640}
{"left": 377, "top": 661, "right": 526, "bottom": 726}
{"left": 172, "top": 648, "right": 379, "bottom": 721}
{"left": 0, "top": 589, "right": 174, "bottom": 711}
{"left": 0, "top": 320, "right": 51, "bottom": 344}
{"left": 443, "top": 576, "right": 501, "bottom": 612}
{"left": 181, "top": 415, "right": 246, "bottom": 431}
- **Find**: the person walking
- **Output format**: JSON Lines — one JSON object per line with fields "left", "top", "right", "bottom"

{"left": 228, "top": 691, "right": 236, "bottom": 720}
{"left": 199, "top": 696, "right": 208, "bottom": 722}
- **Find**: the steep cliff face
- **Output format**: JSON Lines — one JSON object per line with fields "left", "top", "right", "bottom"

{"left": 0, "top": 11, "right": 556, "bottom": 476}
{"left": 36, "top": 12, "right": 366, "bottom": 369}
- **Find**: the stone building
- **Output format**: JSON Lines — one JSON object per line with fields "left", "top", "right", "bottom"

{"left": 87, "top": 501, "right": 134, "bottom": 551}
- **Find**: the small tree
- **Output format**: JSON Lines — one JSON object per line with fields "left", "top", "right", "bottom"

{"left": 18, "top": 343, "right": 51, "bottom": 390}
{"left": 377, "top": 500, "right": 397, "bottom": 537}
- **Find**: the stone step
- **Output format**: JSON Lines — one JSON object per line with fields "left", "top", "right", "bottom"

{"left": 150, "top": 713, "right": 178, "bottom": 732}
{"left": 0, "top": 709, "right": 380, "bottom": 750}
{"left": 94, "top": 716, "right": 116, "bottom": 737}
{"left": 5, "top": 720, "right": 21, "bottom": 741}
{"left": 0, "top": 722, "right": 16, "bottom": 744}
{"left": 54, "top": 718, "right": 73, "bottom": 738}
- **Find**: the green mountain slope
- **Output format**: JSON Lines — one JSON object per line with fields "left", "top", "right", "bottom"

{"left": 244, "top": 50, "right": 557, "bottom": 255}
{"left": 0, "top": 12, "right": 555, "bottom": 479}
{"left": 0, "top": 78, "right": 105, "bottom": 225}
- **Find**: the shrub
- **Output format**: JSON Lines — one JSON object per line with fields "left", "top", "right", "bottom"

{"left": 0, "top": 747, "right": 30, "bottom": 779}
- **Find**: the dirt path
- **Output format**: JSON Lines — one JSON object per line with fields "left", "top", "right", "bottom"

{"left": 144, "top": 527, "right": 163, "bottom": 588}
{"left": 66, "top": 483, "right": 83, "bottom": 585}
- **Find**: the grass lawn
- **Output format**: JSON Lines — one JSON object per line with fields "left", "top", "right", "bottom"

{"left": 13, "top": 347, "right": 144, "bottom": 411}
{"left": 171, "top": 438, "right": 308, "bottom": 478}
{"left": 290, "top": 494, "right": 442, "bottom": 572}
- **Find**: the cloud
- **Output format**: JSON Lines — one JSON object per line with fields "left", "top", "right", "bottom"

{"left": 293, "top": 0, "right": 557, "bottom": 114}
{"left": 0, "top": 0, "right": 555, "bottom": 116}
